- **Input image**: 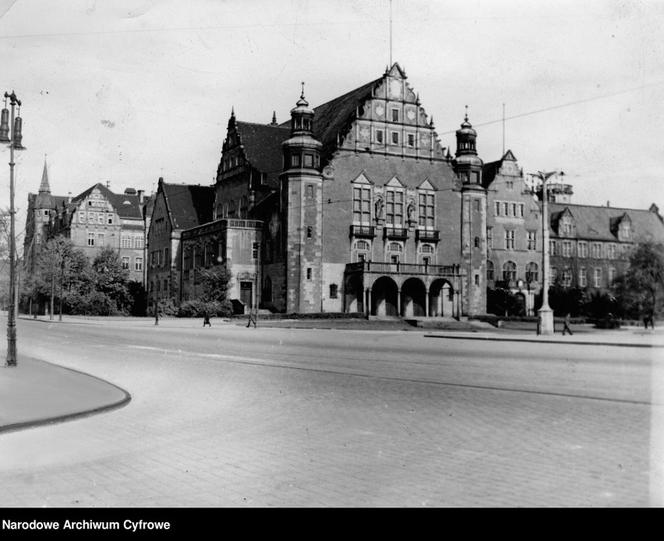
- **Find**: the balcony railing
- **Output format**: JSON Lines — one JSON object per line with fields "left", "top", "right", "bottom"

{"left": 383, "top": 227, "right": 408, "bottom": 240}
{"left": 345, "top": 261, "right": 459, "bottom": 276}
{"left": 349, "top": 225, "right": 376, "bottom": 238}
{"left": 415, "top": 229, "right": 440, "bottom": 242}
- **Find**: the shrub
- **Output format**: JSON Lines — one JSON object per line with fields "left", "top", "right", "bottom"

{"left": 177, "top": 299, "right": 232, "bottom": 318}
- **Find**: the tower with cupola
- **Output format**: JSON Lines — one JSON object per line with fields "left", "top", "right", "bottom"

{"left": 453, "top": 109, "right": 487, "bottom": 315}
{"left": 280, "top": 86, "right": 324, "bottom": 313}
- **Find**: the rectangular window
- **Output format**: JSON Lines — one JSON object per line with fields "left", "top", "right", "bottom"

{"left": 407, "top": 133, "right": 415, "bottom": 147}
{"left": 121, "top": 256, "right": 130, "bottom": 270}
{"left": 78, "top": 213, "right": 85, "bottom": 223}
{"left": 97, "top": 214, "right": 104, "bottom": 224}
{"left": 503, "top": 202, "right": 509, "bottom": 216}
{"left": 391, "top": 131, "right": 399, "bottom": 145}
{"left": 495, "top": 202, "right": 501, "bottom": 216}
{"left": 304, "top": 154, "right": 313, "bottom": 167}
{"left": 608, "top": 267, "right": 616, "bottom": 285}
{"left": 375, "top": 129, "right": 383, "bottom": 144}
{"left": 550, "top": 240, "right": 556, "bottom": 256}
{"left": 386, "top": 189, "right": 404, "bottom": 226}
{"left": 474, "top": 199, "right": 481, "bottom": 212}
{"left": 506, "top": 180, "right": 514, "bottom": 190}
{"left": 504, "top": 230, "right": 515, "bottom": 250}
{"left": 579, "top": 267, "right": 587, "bottom": 287}
{"left": 608, "top": 244, "right": 616, "bottom": 259}
{"left": 511, "top": 203, "right": 517, "bottom": 217}
{"left": 578, "top": 241, "right": 587, "bottom": 258}
{"left": 353, "top": 186, "right": 372, "bottom": 224}
{"left": 563, "top": 241, "right": 572, "bottom": 257}
{"left": 107, "top": 214, "right": 113, "bottom": 224}
{"left": 121, "top": 236, "right": 131, "bottom": 249}
{"left": 519, "top": 204, "right": 524, "bottom": 218}
{"left": 306, "top": 268, "right": 312, "bottom": 280}
{"left": 562, "top": 269, "right": 572, "bottom": 287}
{"left": 329, "top": 284, "right": 338, "bottom": 299}
{"left": 391, "top": 108, "right": 399, "bottom": 122}
{"left": 87, "top": 232, "right": 95, "bottom": 246}
{"left": 135, "top": 257, "right": 143, "bottom": 271}
{"left": 291, "top": 154, "right": 300, "bottom": 167}
{"left": 135, "top": 237, "right": 143, "bottom": 249}
{"left": 306, "top": 184, "right": 314, "bottom": 198}
{"left": 487, "top": 227, "right": 493, "bottom": 249}
{"left": 418, "top": 193, "right": 435, "bottom": 228}
{"left": 550, "top": 266, "right": 558, "bottom": 283}
{"left": 594, "top": 267, "right": 602, "bottom": 287}
{"left": 252, "top": 242, "right": 259, "bottom": 260}
{"left": 592, "top": 243, "right": 602, "bottom": 258}
{"left": 527, "top": 231, "right": 536, "bottom": 250}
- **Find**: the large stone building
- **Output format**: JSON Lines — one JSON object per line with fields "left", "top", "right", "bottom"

{"left": 155, "top": 64, "right": 489, "bottom": 316}
{"left": 145, "top": 62, "right": 664, "bottom": 318}
{"left": 24, "top": 161, "right": 150, "bottom": 283}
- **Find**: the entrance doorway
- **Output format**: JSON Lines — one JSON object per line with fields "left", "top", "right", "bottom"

{"left": 240, "top": 281, "right": 253, "bottom": 313}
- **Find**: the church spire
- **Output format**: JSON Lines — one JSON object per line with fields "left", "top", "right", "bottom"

{"left": 38, "top": 157, "right": 51, "bottom": 194}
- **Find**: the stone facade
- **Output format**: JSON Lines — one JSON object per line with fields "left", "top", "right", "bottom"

{"left": 24, "top": 163, "right": 149, "bottom": 284}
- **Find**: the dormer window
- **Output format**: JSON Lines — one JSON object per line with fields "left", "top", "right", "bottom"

{"left": 619, "top": 221, "right": 631, "bottom": 240}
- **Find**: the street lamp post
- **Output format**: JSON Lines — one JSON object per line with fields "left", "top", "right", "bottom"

{"left": 1, "top": 91, "right": 24, "bottom": 367}
{"left": 532, "top": 170, "right": 563, "bottom": 336}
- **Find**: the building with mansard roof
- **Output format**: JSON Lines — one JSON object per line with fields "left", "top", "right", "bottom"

{"left": 24, "top": 160, "right": 151, "bottom": 284}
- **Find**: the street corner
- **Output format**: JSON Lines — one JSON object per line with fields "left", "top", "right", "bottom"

{"left": 0, "top": 356, "right": 130, "bottom": 434}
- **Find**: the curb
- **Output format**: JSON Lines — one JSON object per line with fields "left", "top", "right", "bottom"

{"left": 423, "top": 334, "right": 663, "bottom": 348}
{"left": 0, "top": 362, "right": 132, "bottom": 435}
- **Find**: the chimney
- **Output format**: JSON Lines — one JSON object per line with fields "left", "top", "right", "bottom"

{"left": 67, "top": 191, "right": 72, "bottom": 203}
{"left": 607, "top": 201, "right": 610, "bottom": 207}
{"left": 106, "top": 180, "right": 111, "bottom": 189}
{"left": 137, "top": 189, "right": 144, "bottom": 204}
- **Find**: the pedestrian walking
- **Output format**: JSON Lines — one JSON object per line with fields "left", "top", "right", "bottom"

{"left": 203, "top": 311, "right": 211, "bottom": 327}
{"left": 246, "top": 308, "right": 257, "bottom": 328}
{"left": 562, "top": 313, "right": 573, "bottom": 336}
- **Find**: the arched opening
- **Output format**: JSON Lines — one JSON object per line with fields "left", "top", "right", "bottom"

{"left": 344, "top": 274, "right": 364, "bottom": 313}
{"left": 429, "top": 279, "right": 454, "bottom": 317}
{"left": 401, "top": 277, "right": 426, "bottom": 317}
{"left": 371, "top": 276, "right": 398, "bottom": 316}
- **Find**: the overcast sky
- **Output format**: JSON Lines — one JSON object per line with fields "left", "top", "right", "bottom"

{"left": 1, "top": 0, "right": 663, "bottom": 240}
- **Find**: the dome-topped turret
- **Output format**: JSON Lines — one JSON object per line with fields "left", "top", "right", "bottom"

{"left": 455, "top": 106, "right": 478, "bottom": 156}
{"left": 282, "top": 83, "right": 322, "bottom": 172}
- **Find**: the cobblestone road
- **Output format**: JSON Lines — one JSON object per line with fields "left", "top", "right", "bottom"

{"left": 1, "top": 318, "right": 661, "bottom": 507}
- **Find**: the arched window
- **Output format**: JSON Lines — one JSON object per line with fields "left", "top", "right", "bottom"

{"left": 387, "top": 241, "right": 403, "bottom": 264}
{"left": 474, "top": 236, "right": 480, "bottom": 248}
{"left": 329, "top": 284, "right": 338, "bottom": 299}
{"left": 353, "top": 240, "right": 371, "bottom": 263}
{"left": 503, "top": 261, "right": 517, "bottom": 283}
{"left": 487, "top": 260, "right": 494, "bottom": 281}
{"left": 420, "top": 244, "right": 434, "bottom": 254}
{"left": 525, "top": 262, "right": 539, "bottom": 283}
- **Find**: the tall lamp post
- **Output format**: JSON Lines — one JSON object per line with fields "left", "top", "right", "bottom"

{"left": 1, "top": 91, "right": 25, "bottom": 367}
{"left": 531, "top": 170, "right": 563, "bottom": 335}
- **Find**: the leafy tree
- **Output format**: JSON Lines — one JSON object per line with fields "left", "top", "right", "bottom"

{"left": 615, "top": 242, "right": 664, "bottom": 319}
{"left": 197, "top": 264, "right": 232, "bottom": 304}
{"left": 90, "top": 247, "right": 131, "bottom": 315}
{"left": 29, "top": 236, "right": 82, "bottom": 320}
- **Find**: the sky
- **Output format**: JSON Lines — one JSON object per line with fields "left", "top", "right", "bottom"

{"left": 1, "top": 0, "right": 663, "bottom": 242}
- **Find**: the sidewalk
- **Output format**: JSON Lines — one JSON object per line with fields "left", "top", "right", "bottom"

{"left": 0, "top": 355, "right": 130, "bottom": 434}
{"left": 424, "top": 326, "right": 664, "bottom": 348}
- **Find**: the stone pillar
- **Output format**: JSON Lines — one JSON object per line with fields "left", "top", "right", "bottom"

{"left": 397, "top": 288, "right": 402, "bottom": 316}
{"left": 425, "top": 285, "right": 430, "bottom": 317}
{"left": 366, "top": 288, "right": 372, "bottom": 317}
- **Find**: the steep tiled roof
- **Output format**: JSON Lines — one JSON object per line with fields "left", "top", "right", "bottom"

{"left": 549, "top": 202, "right": 664, "bottom": 243}
{"left": 162, "top": 182, "right": 215, "bottom": 230}
{"left": 309, "top": 78, "right": 382, "bottom": 163}
{"left": 71, "top": 183, "right": 143, "bottom": 219}
{"left": 235, "top": 121, "right": 290, "bottom": 181}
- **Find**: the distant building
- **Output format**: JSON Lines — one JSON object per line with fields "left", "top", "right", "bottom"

{"left": 23, "top": 160, "right": 150, "bottom": 284}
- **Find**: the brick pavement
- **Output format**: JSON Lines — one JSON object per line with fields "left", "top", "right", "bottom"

{"left": 0, "top": 320, "right": 660, "bottom": 507}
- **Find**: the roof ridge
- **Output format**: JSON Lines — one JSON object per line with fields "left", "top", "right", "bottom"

{"left": 551, "top": 202, "right": 655, "bottom": 212}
